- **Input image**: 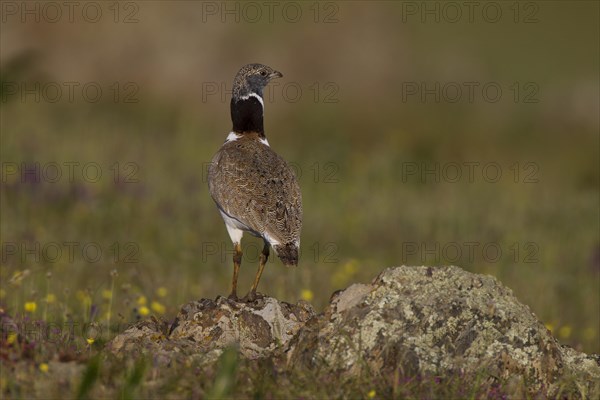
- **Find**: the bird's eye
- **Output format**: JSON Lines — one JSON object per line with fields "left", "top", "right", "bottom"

{"left": 260, "top": 71, "right": 267, "bottom": 76}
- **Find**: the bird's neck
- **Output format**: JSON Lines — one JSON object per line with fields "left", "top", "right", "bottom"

{"left": 231, "top": 93, "right": 265, "bottom": 137}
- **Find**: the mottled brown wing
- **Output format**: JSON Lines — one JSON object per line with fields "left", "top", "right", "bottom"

{"left": 208, "top": 136, "right": 302, "bottom": 245}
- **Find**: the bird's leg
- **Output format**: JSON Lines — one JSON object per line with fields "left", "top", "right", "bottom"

{"left": 247, "top": 241, "right": 269, "bottom": 301}
{"left": 229, "top": 242, "right": 242, "bottom": 300}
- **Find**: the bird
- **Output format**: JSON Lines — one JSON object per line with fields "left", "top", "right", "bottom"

{"left": 208, "top": 63, "right": 302, "bottom": 301}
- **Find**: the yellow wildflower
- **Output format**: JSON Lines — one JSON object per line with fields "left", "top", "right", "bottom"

{"left": 39, "top": 363, "right": 49, "bottom": 373}
{"left": 300, "top": 289, "right": 314, "bottom": 302}
{"left": 545, "top": 323, "right": 554, "bottom": 333}
{"left": 138, "top": 306, "right": 150, "bottom": 316}
{"left": 151, "top": 301, "right": 166, "bottom": 315}
{"left": 86, "top": 337, "right": 95, "bottom": 345}
{"left": 101, "top": 289, "right": 113, "bottom": 300}
{"left": 156, "top": 287, "right": 168, "bottom": 298}
{"left": 45, "top": 293, "right": 56, "bottom": 304}
{"left": 558, "top": 325, "right": 572, "bottom": 339}
{"left": 24, "top": 301, "right": 37, "bottom": 313}
{"left": 137, "top": 296, "right": 147, "bottom": 306}
{"left": 332, "top": 259, "right": 359, "bottom": 287}
{"left": 76, "top": 290, "right": 92, "bottom": 309}
{"left": 343, "top": 259, "right": 358, "bottom": 276}
{"left": 7, "top": 333, "right": 17, "bottom": 344}
{"left": 368, "top": 389, "right": 376, "bottom": 398}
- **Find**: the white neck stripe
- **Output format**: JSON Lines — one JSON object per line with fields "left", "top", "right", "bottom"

{"left": 240, "top": 92, "right": 264, "bottom": 109}
{"left": 225, "top": 132, "right": 241, "bottom": 142}
{"left": 224, "top": 131, "right": 269, "bottom": 147}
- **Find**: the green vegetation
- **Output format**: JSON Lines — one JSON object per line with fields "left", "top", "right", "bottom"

{"left": 1, "top": 1, "right": 598, "bottom": 398}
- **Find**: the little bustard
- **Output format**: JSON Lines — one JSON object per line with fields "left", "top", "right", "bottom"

{"left": 208, "top": 63, "right": 302, "bottom": 301}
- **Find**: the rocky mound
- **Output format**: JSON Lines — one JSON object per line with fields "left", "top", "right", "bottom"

{"left": 287, "top": 266, "right": 599, "bottom": 397}
{"left": 107, "top": 266, "right": 600, "bottom": 398}
{"left": 108, "top": 296, "right": 315, "bottom": 365}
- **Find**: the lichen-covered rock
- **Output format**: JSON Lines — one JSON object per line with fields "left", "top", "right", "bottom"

{"left": 169, "top": 296, "right": 315, "bottom": 360}
{"left": 287, "top": 266, "right": 600, "bottom": 398}
{"left": 107, "top": 296, "right": 315, "bottom": 364}
{"left": 106, "top": 266, "right": 598, "bottom": 397}
{"left": 106, "top": 315, "right": 208, "bottom": 366}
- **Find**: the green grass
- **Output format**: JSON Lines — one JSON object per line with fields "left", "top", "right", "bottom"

{"left": 1, "top": 337, "right": 592, "bottom": 399}
{"left": 1, "top": 96, "right": 597, "bottom": 352}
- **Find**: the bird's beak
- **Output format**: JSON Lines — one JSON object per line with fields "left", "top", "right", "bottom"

{"left": 269, "top": 70, "right": 283, "bottom": 80}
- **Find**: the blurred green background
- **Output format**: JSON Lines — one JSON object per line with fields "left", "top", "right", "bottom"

{"left": 1, "top": 1, "right": 598, "bottom": 353}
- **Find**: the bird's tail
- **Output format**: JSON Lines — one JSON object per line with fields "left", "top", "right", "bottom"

{"left": 274, "top": 243, "right": 299, "bottom": 266}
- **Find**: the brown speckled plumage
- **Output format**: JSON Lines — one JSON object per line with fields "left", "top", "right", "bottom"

{"left": 208, "top": 134, "right": 302, "bottom": 259}
{"left": 207, "top": 64, "right": 302, "bottom": 300}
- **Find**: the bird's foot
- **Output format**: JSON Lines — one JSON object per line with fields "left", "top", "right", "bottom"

{"left": 227, "top": 292, "right": 239, "bottom": 302}
{"left": 242, "top": 290, "right": 264, "bottom": 303}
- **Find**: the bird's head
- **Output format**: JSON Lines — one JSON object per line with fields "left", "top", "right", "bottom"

{"left": 232, "top": 63, "right": 283, "bottom": 101}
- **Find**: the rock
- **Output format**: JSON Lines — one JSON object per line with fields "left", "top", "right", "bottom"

{"left": 107, "top": 296, "right": 315, "bottom": 364}
{"left": 169, "top": 296, "right": 315, "bottom": 360}
{"left": 106, "top": 266, "right": 599, "bottom": 398}
{"left": 286, "top": 266, "right": 600, "bottom": 398}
